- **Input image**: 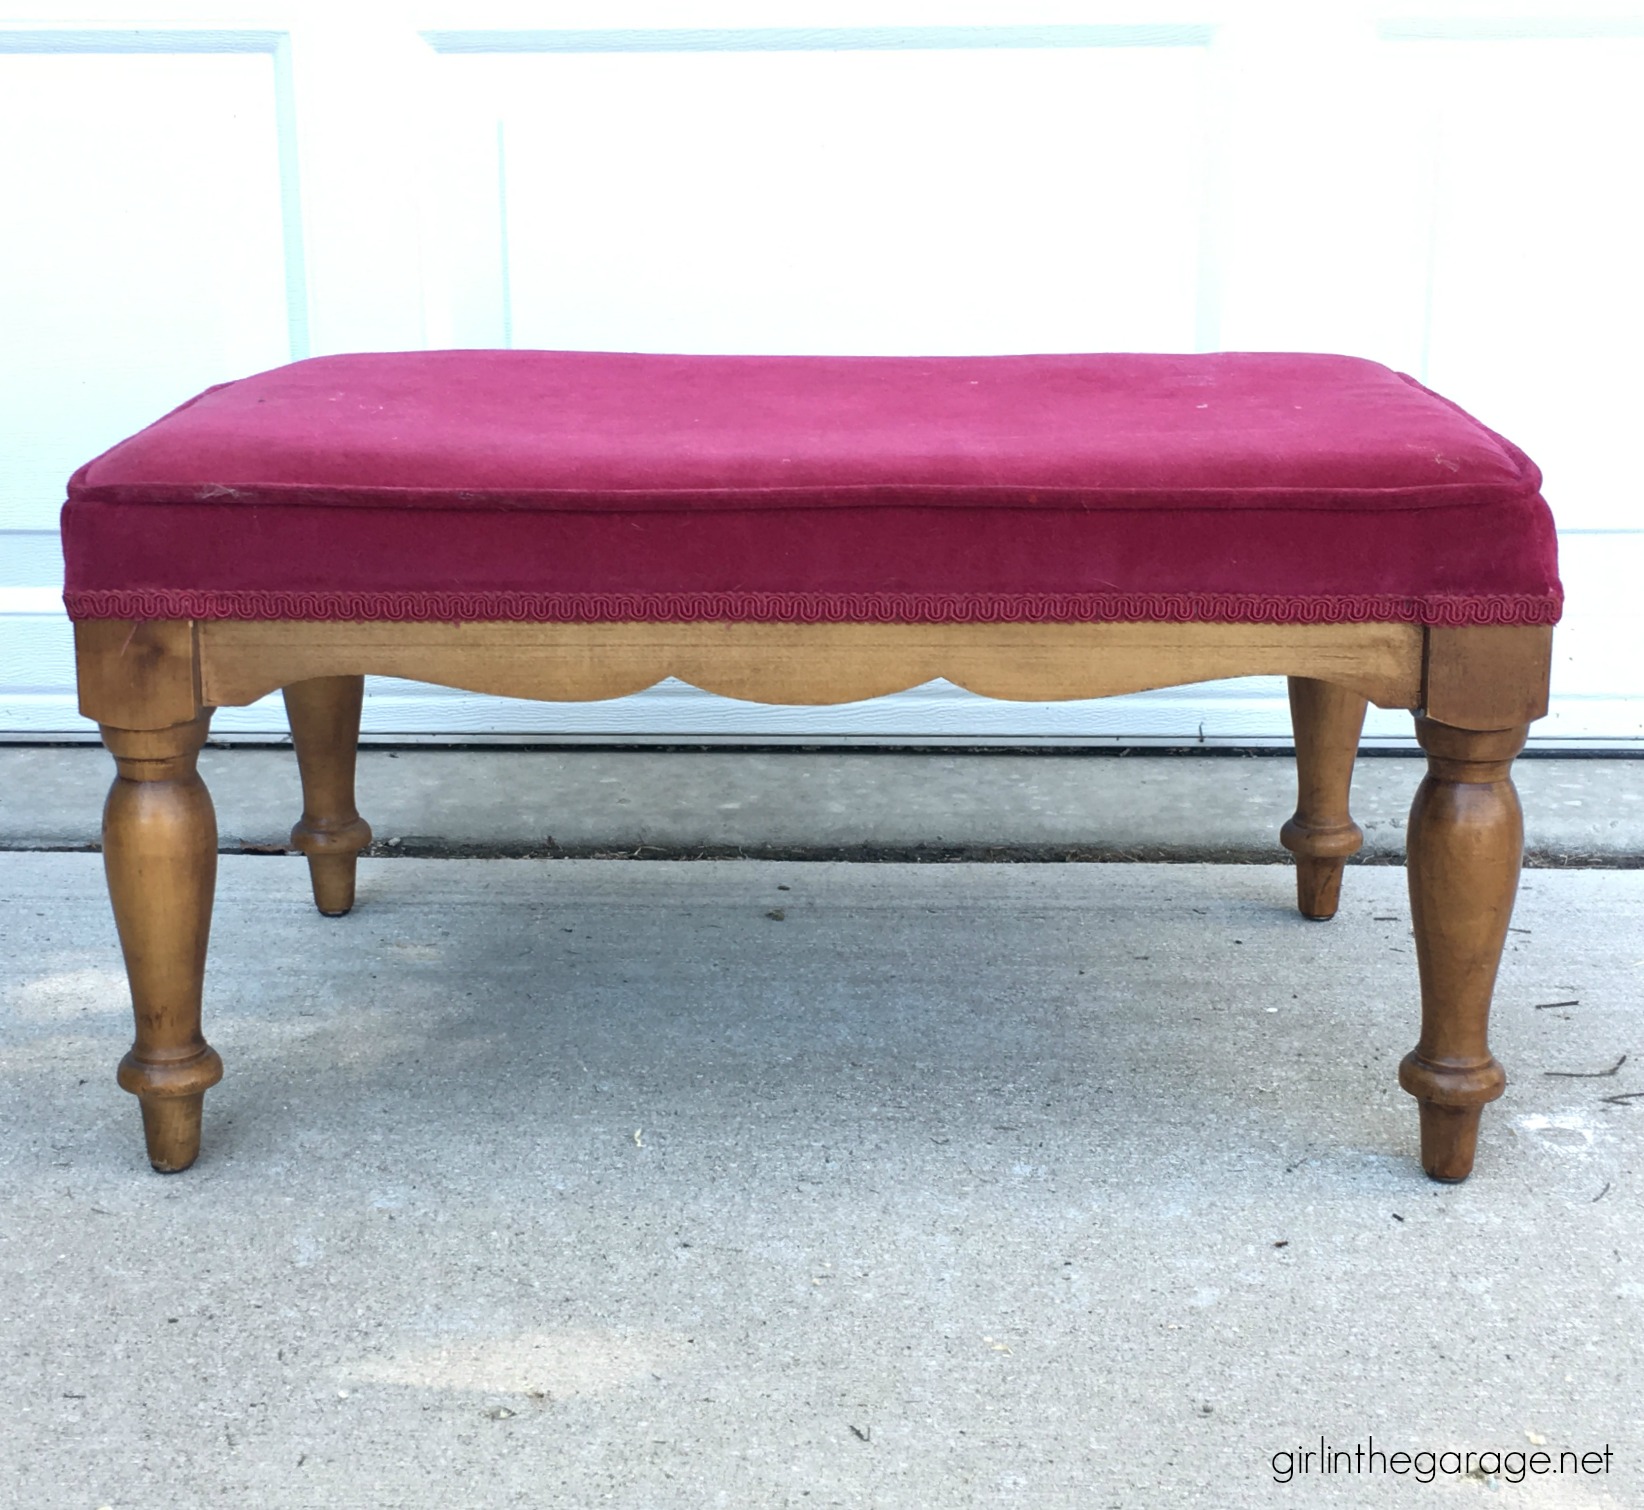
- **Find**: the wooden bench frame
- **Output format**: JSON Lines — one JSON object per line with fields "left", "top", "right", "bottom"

{"left": 75, "top": 615, "right": 1553, "bottom": 1181}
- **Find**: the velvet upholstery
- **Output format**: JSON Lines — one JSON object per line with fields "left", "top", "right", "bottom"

{"left": 61, "top": 350, "right": 1561, "bottom": 626}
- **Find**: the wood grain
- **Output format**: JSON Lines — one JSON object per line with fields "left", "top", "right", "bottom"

{"left": 1279, "top": 677, "right": 1368, "bottom": 920}
{"left": 1399, "top": 717, "right": 1528, "bottom": 1182}
{"left": 1423, "top": 624, "right": 1553, "bottom": 730}
{"left": 198, "top": 618, "right": 1425, "bottom": 711}
{"left": 75, "top": 619, "right": 200, "bottom": 730}
{"left": 101, "top": 715, "right": 223, "bottom": 1172}
{"left": 283, "top": 676, "right": 373, "bottom": 916}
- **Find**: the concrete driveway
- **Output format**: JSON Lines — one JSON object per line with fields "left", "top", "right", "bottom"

{"left": 3, "top": 837, "right": 1640, "bottom": 1508}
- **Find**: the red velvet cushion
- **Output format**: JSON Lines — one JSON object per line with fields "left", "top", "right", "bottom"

{"left": 61, "top": 350, "right": 1561, "bottom": 626}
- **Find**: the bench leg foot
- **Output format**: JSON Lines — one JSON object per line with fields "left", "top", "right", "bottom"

{"left": 284, "top": 676, "right": 372, "bottom": 916}
{"left": 1413, "top": 1101, "right": 1483, "bottom": 1184}
{"left": 102, "top": 716, "right": 224, "bottom": 1173}
{"left": 136, "top": 1091, "right": 208, "bottom": 1174}
{"left": 1399, "top": 716, "right": 1526, "bottom": 1182}
{"left": 1280, "top": 677, "right": 1367, "bottom": 920}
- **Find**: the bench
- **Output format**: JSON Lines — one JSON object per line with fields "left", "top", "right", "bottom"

{"left": 61, "top": 350, "right": 1561, "bottom": 1181}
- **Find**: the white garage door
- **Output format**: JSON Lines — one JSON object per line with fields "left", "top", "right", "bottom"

{"left": 3, "top": 5, "right": 1640, "bottom": 746}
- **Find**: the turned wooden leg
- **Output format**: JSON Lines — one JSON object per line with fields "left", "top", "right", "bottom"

{"left": 1399, "top": 717, "right": 1528, "bottom": 1182}
{"left": 1280, "top": 676, "right": 1368, "bottom": 920}
{"left": 101, "top": 715, "right": 224, "bottom": 1173}
{"left": 283, "top": 675, "right": 372, "bottom": 916}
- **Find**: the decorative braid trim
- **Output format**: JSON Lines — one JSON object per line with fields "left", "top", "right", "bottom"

{"left": 63, "top": 586, "right": 1563, "bottom": 627}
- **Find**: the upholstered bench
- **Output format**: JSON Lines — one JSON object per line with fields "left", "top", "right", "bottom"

{"left": 61, "top": 350, "right": 1561, "bottom": 1181}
